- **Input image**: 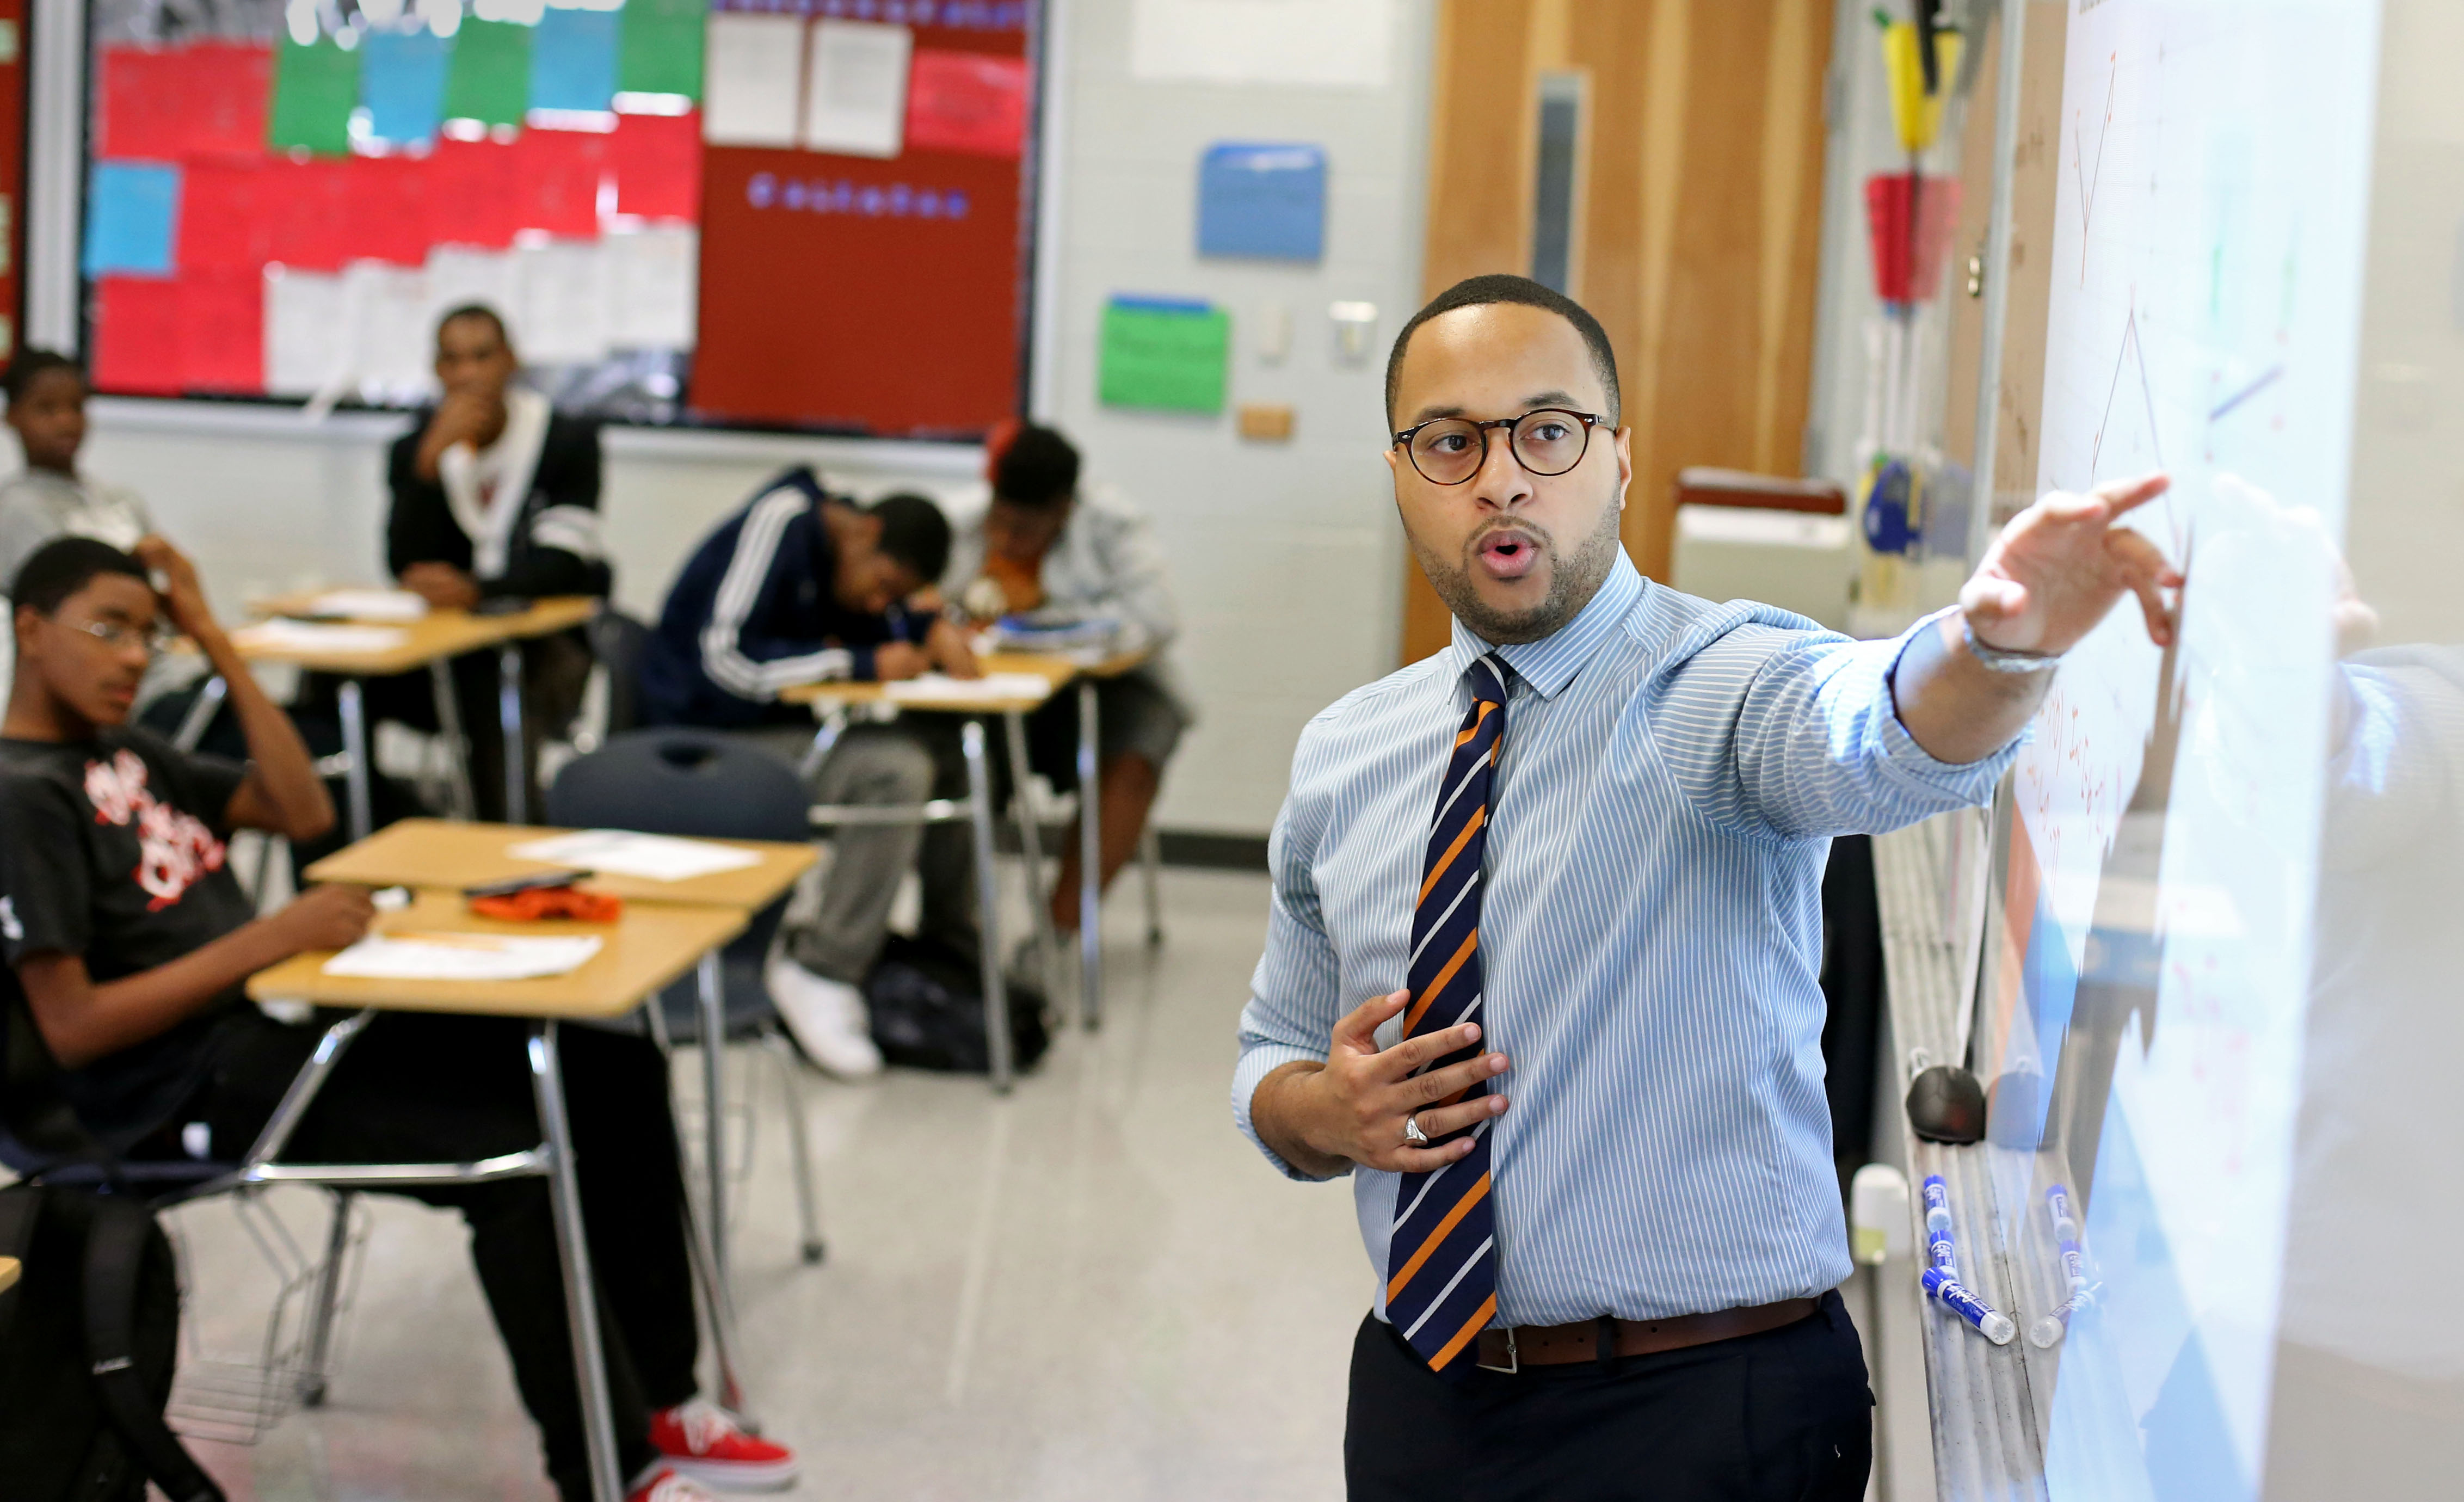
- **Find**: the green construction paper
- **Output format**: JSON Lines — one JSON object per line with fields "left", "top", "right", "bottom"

{"left": 619, "top": 0, "right": 707, "bottom": 101}
{"left": 443, "top": 19, "right": 534, "bottom": 128}
{"left": 267, "top": 36, "right": 361, "bottom": 157}
{"left": 1099, "top": 301, "right": 1230, "bottom": 414}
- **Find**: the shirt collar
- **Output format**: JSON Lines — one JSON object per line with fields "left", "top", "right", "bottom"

{"left": 1446, "top": 551, "right": 1646, "bottom": 700}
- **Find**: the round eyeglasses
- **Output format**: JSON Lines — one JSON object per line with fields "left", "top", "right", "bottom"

{"left": 1393, "top": 408, "right": 1604, "bottom": 485}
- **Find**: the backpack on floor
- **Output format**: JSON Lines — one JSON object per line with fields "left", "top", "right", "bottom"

{"left": 0, "top": 994, "right": 227, "bottom": 1502}
{"left": 863, "top": 934, "right": 1052, "bottom": 1074}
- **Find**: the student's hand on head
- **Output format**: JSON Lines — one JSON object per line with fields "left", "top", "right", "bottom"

{"left": 400, "top": 561, "right": 482, "bottom": 611}
{"left": 925, "top": 617, "right": 982, "bottom": 680}
{"left": 131, "top": 535, "right": 216, "bottom": 643}
{"left": 269, "top": 884, "right": 378, "bottom": 953}
{"left": 873, "top": 642, "right": 931, "bottom": 682}
{"left": 1293, "top": 990, "right": 1511, "bottom": 1174}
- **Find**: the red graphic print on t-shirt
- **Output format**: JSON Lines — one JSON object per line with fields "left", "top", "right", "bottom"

{"left": 83, "top": 749, "right": 227, "bottom": 910}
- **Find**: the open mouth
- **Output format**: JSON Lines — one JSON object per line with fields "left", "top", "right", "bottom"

{"left": 1474, "top": 529, "right": 1543, "bottom": 582}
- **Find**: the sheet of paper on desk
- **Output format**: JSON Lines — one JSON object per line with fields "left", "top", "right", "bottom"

{"left": 233, "top": 619, "right": 411, "bottom": 655}
{"left": 884, "top": 673, "right": 1057, "bottom": 704}
{"left": 507, "top": 829, "right": 763, "bottom": 882}
{"left": 323, "top": 933, "right": 603, "bottom": 981}
{"left": 306, "top": 588, "right": 428, "bottom": 621}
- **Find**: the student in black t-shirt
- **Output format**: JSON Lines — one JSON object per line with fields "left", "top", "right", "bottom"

{"left": 0, "top": 538, "right": 795, "bottom": 1502}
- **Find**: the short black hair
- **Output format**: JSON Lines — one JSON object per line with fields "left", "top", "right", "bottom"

{"left": 11, "top": 537, "right": 147, "bottom": 615}
{"left": 991, "top": 424, "right": 1081, "bottom": 510}
{"left": 1384, "top": 274, "right": 1622, "bottom": 429}
{"left": 436, "top": 303, "right": 512, "bottom": 350}
{"left": 5, "top": 348, "right": 84, "bottom": 407}
{"left": 868, "top": 493, "right": 953, "bottom": 583}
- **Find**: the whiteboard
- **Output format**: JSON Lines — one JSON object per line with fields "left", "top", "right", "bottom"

{"left": 1975, "top": 3, "right": 2383, "bottom": 1499}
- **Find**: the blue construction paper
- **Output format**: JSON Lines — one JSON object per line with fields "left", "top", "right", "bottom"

{"left": 531, "top": 7, "right": 620, "bottom": 114}
{"left": 1196, "top": 142, "right": 1326, "bottom": 262}
{"left": 83, "top": 161, "right": 181, "bottom": 276}
{"left": 361, "top": 30, "right": 452, "bottom": 146}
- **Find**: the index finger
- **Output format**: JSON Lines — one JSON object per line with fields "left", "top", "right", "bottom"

{"left": 1330, "top": 989, "right": 1411, "bottom": 1054}
{"left": 2092, "top": 471, "right": 2171, "bottom": 518}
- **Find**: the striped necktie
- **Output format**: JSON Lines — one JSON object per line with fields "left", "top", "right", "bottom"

{"left": 1384, "top": 652, "right": 1508, "bottom": 1372}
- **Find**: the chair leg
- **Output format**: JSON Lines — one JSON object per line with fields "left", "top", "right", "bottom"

{"left": 1140, "top": 824, "right": 1165, "bottom": 947}
{"left": 297, "top": 1190, "right": 355, "bottom": 1407}
{"left": 763, "top": 1029, "right": 827, "bottom": 1266}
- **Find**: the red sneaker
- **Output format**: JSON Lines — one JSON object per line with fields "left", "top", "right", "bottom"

{"left": 649, "top": 1400, "right": 800, "bottom": 1492}
{"left": 627, "top": 1467, "right": 720, "bottom": 1502}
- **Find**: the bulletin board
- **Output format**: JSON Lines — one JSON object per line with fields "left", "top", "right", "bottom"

{"left": 74, "top": 0, "right": 1040, "bottom": 439}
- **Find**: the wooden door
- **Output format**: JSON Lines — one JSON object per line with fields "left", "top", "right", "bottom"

{"left": 1402, "top": 0, "right": 1837, "bottom": 663}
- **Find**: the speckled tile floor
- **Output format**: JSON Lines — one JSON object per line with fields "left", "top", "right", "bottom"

{"left": 173, "top": 867, "right": 1366, "bottom": 1501}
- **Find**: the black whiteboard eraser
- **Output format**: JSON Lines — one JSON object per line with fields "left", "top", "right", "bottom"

{"left": 1907, "top": 1064, "right": 1988, "bottom": 1144}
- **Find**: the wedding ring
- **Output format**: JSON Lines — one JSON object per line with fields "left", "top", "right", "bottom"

{"left": 1402, "top": 1116, "right": 1430, "bottom": 1146}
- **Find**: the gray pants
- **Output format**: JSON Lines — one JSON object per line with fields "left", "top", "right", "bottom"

{"left": 735, "top": 722, "right": 977, "bottom": 984}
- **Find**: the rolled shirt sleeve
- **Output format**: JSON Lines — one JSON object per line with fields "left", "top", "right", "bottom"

{"left": 1653, "top": 605, "right": 2022, "bottom": 840}
{"left": 1232, "top": 716, "right": 1352, "bottom": 1182}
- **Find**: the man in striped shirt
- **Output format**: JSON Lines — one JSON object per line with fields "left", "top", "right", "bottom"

{"left": 1235, "top": 275, "right": 2178, "bottom": 1499}
{"left": 643, "top": 469, "right": 980, "bottom": 1076}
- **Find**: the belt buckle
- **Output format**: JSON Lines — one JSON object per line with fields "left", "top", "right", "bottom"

{"left": 1475, "top": 1326, "right": 1519, "bottom": 1374}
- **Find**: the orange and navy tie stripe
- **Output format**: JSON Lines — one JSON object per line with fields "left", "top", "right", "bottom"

{"left": 1385, "top": 652, "right": 1508, "bottom": 1372}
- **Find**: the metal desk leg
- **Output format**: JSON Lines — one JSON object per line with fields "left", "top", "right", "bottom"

{"left": 527, "top": 1021, "right": 624, "bottom": 1502}
{"left": 336, "top": 679, "right": 374, "bottom": 842}
{"left": 962, "top": 721, "right": 1013, "bottom": 1093}
{"left": 697, "top": 951, "right": 729, "bottom": 1297}
{"left": 642, "top": 988, "right": 750, "bottom": 1418}
{"left": 1001, "top": 710, "right": 1064, "bottom": 1001}
{"left": 297, "top": 1190, "right": 354, "bottom": 1406}
{"left": 171, "top": 674, "right": 228, "bottom": 753}
{"left": 499, "top": 644, "right": 528, "bottom": 825}
{"left": 1077, "top": 679, "right": 1101, "bottom": 1031}
{"left": 429, "top": 658, "right": 478, "bottom": 820}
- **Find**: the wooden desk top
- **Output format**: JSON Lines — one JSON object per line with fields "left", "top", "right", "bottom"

{"left": 304, "top": 818, "right": 814, "bottom": 910}
{"left": 777, "top": 649, "right": 1149, "bottom": 713}
{"left": 247, "top": 889, "right": 744, "bottom": 1020}
{"left": 208, "top": 595, "right": 597, "bottom": 675}
{"left": 0, "top": 1256, "right": 17, "bottom": 1295}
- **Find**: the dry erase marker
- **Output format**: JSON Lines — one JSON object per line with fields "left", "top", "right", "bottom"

{"left": 2046, "top": 1184, "right": 2087, "bottom": 1290}
{"left": 1921, "top": 1266, "right": 2016, "bottom": 1345}
{"left": 1922, "top": 1173, "right": 1954, "bottom": 1234}
{"left": 2028, "top": 1283, "right": 2101, "bottom": 1349}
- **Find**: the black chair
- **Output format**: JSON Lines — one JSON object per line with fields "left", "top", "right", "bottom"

{"left": 582, "top": 607, "right": 655, "bottom": 743}
{"left": 546, "top": 729, "right": 826, "bottom": 1265}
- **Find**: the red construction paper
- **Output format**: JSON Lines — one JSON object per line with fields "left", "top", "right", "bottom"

{"left": 345, "top": 155, "right": 434, "bottom": 266}
{"left": 431, "top": 138, "right": 521, "bottom": 250}
{"left": 261, "top": 157, "right": 352, "bottom": 271}
{"left": 92, "top": 277, "right": 186, "bottom": 396}
{"left": 903, "top": 51, "right": 1027, "bottom": 159}
{"left": 611, "top": 110, "right": 700, "bottom": 221}
{"left": 100, "top": 43, "right": 273, "bottom": 161}
{"left": 176, "top": 157, "right": 272, "bottom": 272}
{"left": 178, "top": 272, "right": 266, "bottom": 393}
{"left": 509, "top": 126, "right": 608, "bottom": 238}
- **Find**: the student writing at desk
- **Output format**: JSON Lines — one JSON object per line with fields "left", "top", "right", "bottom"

{"left": 0, "top": 538, "right": 793, "bottom": 1502}
{"left": 316, "top": 304, "right": 609, "bottom": 821}
{"left": 642, "top": 471, "right": 978, "bottom": 1078}
{"left": 945, "top": 423, "right": 1190, "bottom": 957}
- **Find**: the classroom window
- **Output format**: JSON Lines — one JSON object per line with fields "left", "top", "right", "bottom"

{"left": 1530, "top": 71, "right": 1587, "bottom": 296}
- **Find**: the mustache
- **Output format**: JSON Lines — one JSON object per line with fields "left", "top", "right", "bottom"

{"left": 1464, "top": 517, "right": 1556, "bottom": 556}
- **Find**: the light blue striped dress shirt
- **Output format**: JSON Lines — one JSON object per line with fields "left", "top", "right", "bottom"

{"left": 1233, "top": 554, "right": 2018, "bottom": 1327}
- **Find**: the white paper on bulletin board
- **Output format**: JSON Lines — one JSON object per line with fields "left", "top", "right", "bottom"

{"left": 1129, "top": 0, "right": 1394, "bottom": 89}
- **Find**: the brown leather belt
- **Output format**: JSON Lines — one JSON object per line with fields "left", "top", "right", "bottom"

{"left": 1471, "top": 1296, "right": 1820, "bottom": 1372}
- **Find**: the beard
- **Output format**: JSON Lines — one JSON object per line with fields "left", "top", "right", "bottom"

{"left": 1410, "top": 499, "right": 1625, "bottom": 646}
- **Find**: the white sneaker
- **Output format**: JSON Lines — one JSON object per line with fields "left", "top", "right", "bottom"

{"left": 765, "top": 956, "right": 884, "bottom": 1079}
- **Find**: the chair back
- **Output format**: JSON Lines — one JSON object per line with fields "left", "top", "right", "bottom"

{"left": 545, "top": 729, "right": 811, "bottom": 1040}
{"left": 586, "top": 607, "right": 655, "bottom": 738}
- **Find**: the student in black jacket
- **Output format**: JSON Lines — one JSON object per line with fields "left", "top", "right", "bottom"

{"left": 323, "top": 305, "right": 608, "bottom": 820}
{"left": 0, "top": 537, "right": 793, "bottom": 1501}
